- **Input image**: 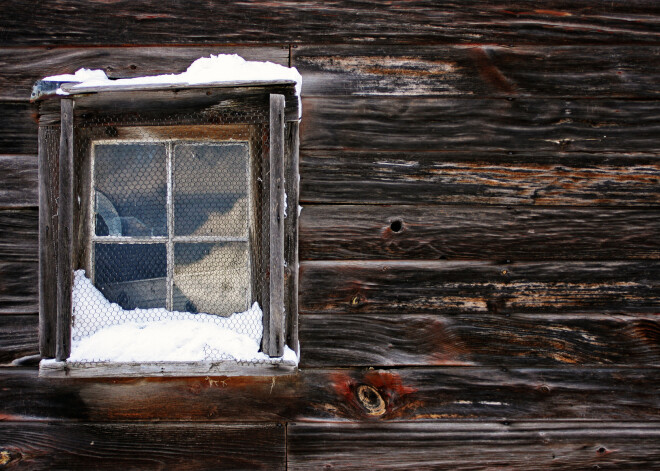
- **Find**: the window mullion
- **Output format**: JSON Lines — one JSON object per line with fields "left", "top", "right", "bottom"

{"left": 166, "top": 141, "right": 174, "bottom": 311}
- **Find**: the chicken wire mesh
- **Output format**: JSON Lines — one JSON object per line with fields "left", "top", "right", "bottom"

{"left": 40, "top": 105, "right": 288, "bottom": 365}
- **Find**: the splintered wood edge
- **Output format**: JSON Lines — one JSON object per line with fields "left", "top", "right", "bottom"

{"left": 39, "top": 359, "right": 297, "bottom": 378}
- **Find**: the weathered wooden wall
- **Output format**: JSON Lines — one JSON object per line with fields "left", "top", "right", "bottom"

{"left": 0, "top": 1, "right": 659, "bottom": 469}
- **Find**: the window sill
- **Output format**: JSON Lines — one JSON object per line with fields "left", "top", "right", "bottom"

{"left": 39, "top": 358, "right": 297, "bottom": 378}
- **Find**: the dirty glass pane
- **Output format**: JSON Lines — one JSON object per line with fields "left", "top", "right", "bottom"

{"left": 173, "top": 242, "right": 250, "bottom": 316}
{"left": 173, "top": 143, "right": 249, "bottom": 237}
{"left": 93, "top": 243, "right": 167, "bottom": 310}
{"left": 94, "top": 143, "right": 167, "bottom": 237}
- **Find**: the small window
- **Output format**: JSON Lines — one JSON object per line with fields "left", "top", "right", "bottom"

{"left": 34, "top": 58, "right": 301, "bottom": 377}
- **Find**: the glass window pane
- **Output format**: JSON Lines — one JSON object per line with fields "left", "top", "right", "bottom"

{"left": 93, "top": 243, "right": 167, "bottom": 309}
{"left": 94, "top": 143, "right": 167, "bottom": 237}
{"left": 173, "top": 143, "right": 249, "bottom": 237}
{"left": 173, "top": 242, "right": 250, "bottom": 316}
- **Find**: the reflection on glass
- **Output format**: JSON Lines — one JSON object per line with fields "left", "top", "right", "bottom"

{"left": 94, "top": 143, "right": 167, "bottom": 237}
{"left": 173, "top": 143, "right": 249, "bottom": 237}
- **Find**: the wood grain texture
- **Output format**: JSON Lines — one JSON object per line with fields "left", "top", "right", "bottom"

{"left": 0, "top": 422, "right": 285, "bottom": 470}
{"left": 0, "top": 261, "right": 37, "bottom": 314}
{"left": 299, "top": 313, "right": 660, "bottom": 367}
{"left": 300, "top": 206, "right": 660, "bottom": 261}
{"left": 0, "top": 155, "right": 37, "bottom": 208}
{"left": 0, "top": 315, "right": 38, "bottom": 364}
{"left": 0, "top": 46, "right": 289, "bottom": 101}
{"left": 0, "top": 209, "right": 38, "bottom": 262}
{"left": 1, "top": 1, "right": 659, "bottom": 46}
{"left": 0, "top": 103, "right": 37, "bottom": 154}
{"left": 301, "top": 97, "right": 660, "bottom": 152}
{"left": 299, "top": 151, "right": 660, "bottom": 206}
{"left": 287, "top": 422, "right": 660, "bottom": 470}
{"left": 299, "top": 260, "right": 660, "bottom": 315}
{"left": 1, "top": 367, "right": 658, "bottom": 422}
{"left": 284, "top": 122, "right": 300, "bottom": 354}
{"left": 294, "top": 45, "right": 660, "bottom": 97}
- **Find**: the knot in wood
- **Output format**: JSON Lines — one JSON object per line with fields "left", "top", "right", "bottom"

{"left": 356, "top": 384, "right": 386, "bottom": 416}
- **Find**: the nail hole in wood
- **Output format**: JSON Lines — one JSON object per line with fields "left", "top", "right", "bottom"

{"left": 357, "top": 384, "right": 386, "bottom": 416}
{"left": 390, "top": 220, "right": 403, "bottom": 233}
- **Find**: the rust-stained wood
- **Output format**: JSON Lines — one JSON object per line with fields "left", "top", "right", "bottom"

{"left": 299, "top": 313, "right": 660, "bottom": 367}
{"left": 0, "top": 209, "right": 38, "bottom": 262}
{"left": 2, "top": 1, "right": 660, "bottom": 46}
{"left": 0, "top": 315, "right": 38, "bottom": 364}
{"left": 0, "top": 261, "right": 37, "bottom": 314}
{"left": 287, "top": 422, "right": 660, "bottom": 470}
{"left": 1, "top": 367, "right": 658, "bottom": 422}
{"left": 0, "top": 422, "right": 285, "bottom": 470}
{"left": 300, "top": 151, "right": 660, "bottom": 206}
{"left": 301, "top": 98, "right": 660, "bottom": 152}
{"left": 294, "top": 45, "right": 660, "bottom": 97}
{"left": 300, "top": 206, "right": 660, "bottom": 261}
{"left": 0, "top": 155, "right": 37, "bottom": 208}
{"left": 299, "top": 260, "right": 659, "bottom": 315}
{"left": 284, "top": 122, "right": 300, "bottom": 354}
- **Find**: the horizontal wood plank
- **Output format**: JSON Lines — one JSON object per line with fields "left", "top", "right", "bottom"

{"left": 0, "top": 315, "right": 38, "bottom": 365}
{"left": 299, "top": 260, "right": 659, "bottom": 315}
{"left": 0, "top": 103, "right": 37, "bottom": 155}
{"left": 294, "top": 45, "right": 660, "bottom": 97}
{"left": 1, "top": 367, "right": 658, "bottom": 422}
{"left": 0, "top": 422, "right": 285, "bottom": 470}
{"left": 0, "top": 46, "right": 289, "bottom": 102}
{"left": 300, "top": 206, "right": 660, "bottom": 261}
{"left": 0, "top": 261, "right": 37, "bottom": 314}
{"left": 0, "top": 155, "right": 37, "bottom": 208}
{"left": 287, "top": 422, "right": 660, "bottom": 470}
{"left": 299, "top": 151, "right": 660, "bottom": 206}
{"left": 301, "top": 97, "right": 660, "bottom": 152}
{"left": 2, "top": 1, "right": 660, "bottom": 45}
{"left": 299, "top": 313, "right": 660, "bottom": 367}
{"left": 0, "top": 209, "right": 38, "bottom": 261}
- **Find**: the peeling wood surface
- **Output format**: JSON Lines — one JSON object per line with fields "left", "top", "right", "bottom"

{"left": 300, "top": 206, "right": 660, "bottom": 261}
{"left": 1, "top": 367, "right": 658, "bottom": 422}
{"left": 2, "top": 1, "right": 660, "bottom": 45}
{"left": 294, "top": 45, "right": 660, "bottom": 97}
{"left": 287, "top": 422, "right": 660, "bottom": 470}
{"left": 0, "top": 156, "right": 37, "bottom": 208}
{"left": 301, "top": 98, "right": 660, "bottom": 152}
{"left": 299, "top": 151, "right": 660, "bottom": 206}
{"left": 0, "top": 422, "right": 285, "bottom": 470}
{"left": 299, "top": 261, "right": 659, "bottom": 315}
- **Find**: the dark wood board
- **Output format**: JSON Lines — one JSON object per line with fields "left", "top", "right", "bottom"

{"left": 1, "top": 1, "right": 660, "bottom": 46}
{"left": 0, "top": 315, "right": 38, "bottom": 365}
{"left": 0, "top": 422, "right": 285, "bottom": 470}
{"left": 299, "top": 151, "right": 660, "bottom": 206}
{"left": 0, "top": 261, "right": 37, "bottom": 314}
{"left": 300, "top": 97, "right": 660, "bottom": 152}
{"left": 287, "top": 422, "right": 660, "bottom": 470}
{"left": 300, "top": 206, "right": 660, "bottom": 261}
{"left": 0, "top": 46, "right": 289, "bottom": 101}
{"left": 0, "top": 103, "right": 37, "bottom": 155}
{"left": 1, "top": 367, "right": 658, "bottom": 422}
{"left": 293, "top": 45, "right": 660, "bottom": 97}
{"left": 299, "top": 260, "right": 660, "bottom": 315}
{"left": 0, "top": 155, "right": 37, "bottom": 208}
{"left": 299, "top": 313, "right": 660, "bottom": 367}
{"left": 0, "top": 209, "right": 38, "bottom": 262}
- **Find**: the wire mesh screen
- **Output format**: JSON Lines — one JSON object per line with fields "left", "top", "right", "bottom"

{"left": 41, "top": 103, "right": 291, "bottom": 366}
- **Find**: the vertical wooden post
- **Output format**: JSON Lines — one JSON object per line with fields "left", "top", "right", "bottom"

{"left": 284, "top": 121, "right": 300, "bottom": 357}
{"left": 38, "top": 126, "right": 58, "bottom": 358}
{"left": 56, "top": 98, "right": 74, "bottom": 361}
{"left": 268, "top": 94, "right": 285, "bottom": 357}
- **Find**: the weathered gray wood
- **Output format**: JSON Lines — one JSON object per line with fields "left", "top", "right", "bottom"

{"left": 0, "top": 261, "right": 37, "bottom": 314}
{"left": 287, "top": 422, "right": 660, "bottom": 470}
{"left": 0, "top": 155, "right": 37, "bottom": 208}
{"left": 299, "top": 260, "right": 660, "bottom": 315}
{"left": 284, "top": 122, "right": 300, "bottom": 355}
{"left": 0, "top": 209, "right": 38, "bottom": 262}
{"left": 299, "top": 151, "right": 660, "bottom": 206}
{"left": 293, "top": 45, "right": 660, "bottom": 97}
{"left": 2, "top": 1, "right": 660, "bottom": 46}
{"left": 55, "top": 99, "right": 73, "bottom": 361}
{"left": 38, "top": 126, "right": 58, "bottom": 358}
{"left": 0, "top": 422, "right": 285, "bottom": 470}
{"left": 299, "top": 313, "right": 660, "bottom": 367}
{"left": 267, "top": 94, "right": 286, "bottom": 357}
{"left": 301, "top": 98, "right": 660, "bottom": 152}
{"left": 300, "top": 206, "right": 660, "bottom": 261}
{"left": 2, "top": 367, "right": 658, "bottom": 422}
{"left": 0, "top": 314, "right": 38, "bottom": 364}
